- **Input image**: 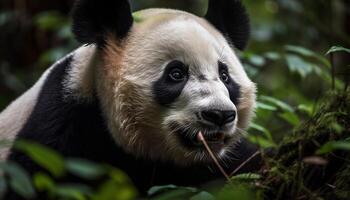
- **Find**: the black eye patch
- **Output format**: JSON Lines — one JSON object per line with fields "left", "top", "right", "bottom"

{"left": 153, "top": 60, "right": 189, "bottom": 106}
{"left": 218, "top": 61, "right": 241, "bottom": 106}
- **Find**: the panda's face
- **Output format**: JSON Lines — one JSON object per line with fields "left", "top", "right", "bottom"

{"left": 98, "top": 10, "right": 256, "bottom": 166}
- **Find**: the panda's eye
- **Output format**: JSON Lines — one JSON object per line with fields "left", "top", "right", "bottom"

{"left": 166, "top": 60, "right": 187, "bottom": 82}
{"left": 220, "top": 71, "right": 230, "bottom": 83}
{"left": 169, "top": 68, "right": 186, "bottom": 82}
{"left": 218, "top": 61, "right": 231, "bottom": 84}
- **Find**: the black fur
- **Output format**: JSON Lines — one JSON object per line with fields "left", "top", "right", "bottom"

{"left": 153, "top": 60, "right": 189, "bottom": 106}
{"left": 71, "top": 0, "right": 133, "bottom": 45}
{"left": 3, "top": 1, "right": 257, "bottom": 199}
{"left": 5, "top": 55, "right": 259, "bottom": 199}
{"left": 205, "top": 0, "right": 250, "bottom": 50}
{"left": 219, "top": 61, "right": 241, "bottom": 105}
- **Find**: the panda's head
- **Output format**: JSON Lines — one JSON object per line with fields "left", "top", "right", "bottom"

{"left": 71, "top": 0, "right": 256, "bottom": 166}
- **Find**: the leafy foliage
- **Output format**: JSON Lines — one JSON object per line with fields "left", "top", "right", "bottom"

{"left": 0, "top": 0, "right": 349, "bottom": 199}
{"left": 326, "top": 46, "right": 350, "bottom": 55}
{"left": 0, "top": 141, "right": 137, "bottom": 200}
{"left": 0, "top": 161, "right": 35, "bottom": 199}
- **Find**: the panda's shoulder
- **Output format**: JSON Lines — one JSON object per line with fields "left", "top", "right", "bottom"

{"left": 0, "top": 51, "right": 75, "bottom": 160}
{"left": 16, "top": 46, "right": 97, "bottom": 137}
{"left": 9, "top": 46, "right": 109, "bottom": 157}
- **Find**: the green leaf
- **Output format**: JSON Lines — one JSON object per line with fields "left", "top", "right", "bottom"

{"left": 132, "top": 11, "right": 144, "bottom": 23}
{"left": 53, "top": 184, "right": 92, "bottom": 200}
{"left": 231, "top": 173, "right": 262, "bottom": 181}
{"left": 91, "top": 167, "right": 136, "bottom": 200}
{"left": 249, "top": 123, "right": 273, "bottom": 140}
{"left": 93, "top": 180, "right": 136, "bottom": 200}
{"left": 148, "top": 185, "right": 197, "bottom": 196}
{"left": 34, "top": 11, "right": 67, "bottom": 31}
{"left": 148, "top": 185, "right": 177, "bottom": 196}
{"left": 152, "top": 189, "right": 194, "bottom": 200}
{"left": 285, "top": 54, "right": 313, "bottom": 78}
{"left": 247, "top": 123, "right": 276, "bottom": 149}
{"left": 260, "top": 96, "right": 294, "bottom": 113}
{"left": 326, "top": 46, "right": 350, "bottom": 55}
{"left": 286, "top": 45, "right": 316, "bottom": 57}
{"left": 248, "top": 55, "right": 266, "bottom": 67}
{"left": 0, "top": 162, "right": 36, "bottom": 199}
{"left": 316, "top": 141, "right": 350, "bottom": 155}
{"left": 297, "top": 104, "right": 313, "bottom": 116}
{"left": 217, "top": 184, "right": 255, "bottom": 200}
{"left": 108, "top": 168, "right": 130, "bottom": 183}
{"left": 15, "top": 140, "right": 65, "bottom": 177}
{"left": 65, "top": 159, "right": 106, "bottom": 180}
{"left": 279, "top": 112, "right": 300, "bottom": 126}
{"left": 243, "top": 64, "right": 259, "bottom": 77}
{"left": 247, "top": 135, "right": 277, "bottom": 149}
{"left": 190, "top": 191, "right": 215, "bottom": 200}
{"left": 264, "top": 52, "right": 281, "bottom": 60}
{"left": 57, "top": 24, "right": 74, "bottom": 40}
{"left": 256, "top": 102, "right": 277, "bottom": 111}
{"left": 286, "top": 45, "right": 330, "bottom": 67}
{"left": 33, "top": 173, "right": 55, "bottom": 192}
{"left": 330, "top": 122, "right": 344, "bottom": 134}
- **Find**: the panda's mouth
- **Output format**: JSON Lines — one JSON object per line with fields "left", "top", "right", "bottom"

{"left": 176, "top": 128, "right": 230, "bottom": 150}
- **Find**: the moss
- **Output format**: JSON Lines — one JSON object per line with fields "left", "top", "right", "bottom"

{"left": 259, "top": 91, "right": 350, "bottom": 200}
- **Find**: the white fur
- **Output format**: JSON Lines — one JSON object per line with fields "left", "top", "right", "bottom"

{"left": 63, "top": 44, "right": 98, "bottom": 100}
{"left": 97, "top": 9, "right": 257, "bottom": 165}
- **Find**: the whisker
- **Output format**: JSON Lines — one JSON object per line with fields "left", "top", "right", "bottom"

{"left": 236, "top": 127, "right": 249, "bottom": 136}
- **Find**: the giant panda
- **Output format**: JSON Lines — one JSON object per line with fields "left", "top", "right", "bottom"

{"left": 0, "top": 0, "right": 258, "bottom": 196}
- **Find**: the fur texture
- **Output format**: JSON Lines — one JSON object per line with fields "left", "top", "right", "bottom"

{"left": 205, "top": 0, "right": 250, "bottom": 50}
{"left": 72, "top": 0, "right": 133, "bottom": 44}
{"left": 95, "top": 9, "right": 256, "bottom": 165}
{"left": 1, "top": 0, "right": 258, "bottom": 197}
{"left": 5, "top": 45, "right": 258, "bottom": 197}
{"left": 0, "top": 55, "right": 72, "bottom": 159}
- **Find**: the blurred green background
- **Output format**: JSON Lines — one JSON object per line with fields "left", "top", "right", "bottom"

{"left": 0, "top": 0, "right": 349, "bottom": 139}
{"left": 0, "top": 1, "right": 349, "bottom": 199}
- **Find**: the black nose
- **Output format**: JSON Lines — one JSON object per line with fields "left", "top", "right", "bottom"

{"left": 201, "top": 110, "right": 236, "bottom": 126}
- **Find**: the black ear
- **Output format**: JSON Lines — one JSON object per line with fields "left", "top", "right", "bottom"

{"left": 72, "top": 0, "right": 133, "bottom": 45}
{"left": 205, "top": 0, "right": 250, "bottom": 50}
